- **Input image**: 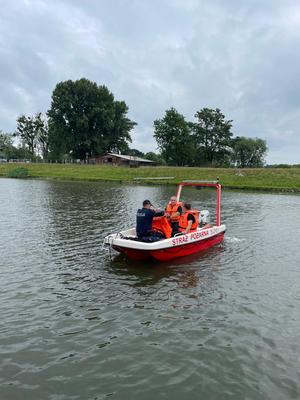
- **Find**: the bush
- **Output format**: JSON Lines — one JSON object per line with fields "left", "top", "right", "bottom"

{"left": 7, "top": 167, "right": 29, "bottom": 178}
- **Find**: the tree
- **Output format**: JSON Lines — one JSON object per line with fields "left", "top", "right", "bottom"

{"left": 0, "top": 131, "right": 34, "bottom": 160}
{"left": 34, "top": 113, "right": 49, "bottom": 160}
{"left": 15, "top": 115, "right": 37, "bottom": 155}
{"left": 14, "top": 113, "right": 49, "bottom": 159}
{"left": 108, "top": 101, "right": 135, "bottom": 153}
{"left": 144, "top": 152, "right": 166, "bottom": 165}
{"left": 0, "top": 131, "right": 13, "bottom": 152}
{"left": 128, "top": 148, "right": 145, "bottom": 158}
{"left": 230, "top": 136, "right": 268, "bottom": 167}
{"left": 154, "top": 108, "right": 195, "bottom": 166}
{"left": 0, "top": 131, "right": 13, "bottom": 160}
{"left": 192, "top": 108, "right": 233, "bottom": 166}
{"left": 47, "top": 78, "right": 136, "bottom": 160}
{"left": 9, "top": 146, "right": 33, "bottom": 160}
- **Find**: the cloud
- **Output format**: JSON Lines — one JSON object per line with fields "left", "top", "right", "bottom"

{"left": 0, "top": 0, "right": 300, "bottom": 163}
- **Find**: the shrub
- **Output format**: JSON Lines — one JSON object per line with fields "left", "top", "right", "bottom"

{"left": 7, "top": 167, "right": 29, "bottom": 178}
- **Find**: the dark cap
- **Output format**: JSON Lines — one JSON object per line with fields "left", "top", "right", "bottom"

{"left": 143, "top": 199, "right": 153, "bottom": 207}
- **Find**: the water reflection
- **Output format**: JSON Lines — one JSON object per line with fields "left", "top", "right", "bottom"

{"left": 1, "top": 179, "right": 300, "bottom": 400}
{"left": 102, "top": 244, "right": 226, "bottom": 312}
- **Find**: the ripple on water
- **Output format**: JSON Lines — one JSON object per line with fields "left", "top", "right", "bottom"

{"left": 1, "top": 180, "right": 300, "bottom": 399}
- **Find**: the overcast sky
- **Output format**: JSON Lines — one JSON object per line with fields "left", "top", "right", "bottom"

{"left": 1, "top": 0, "right": 300, "bottom": 164}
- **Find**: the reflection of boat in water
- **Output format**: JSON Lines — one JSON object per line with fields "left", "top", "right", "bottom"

{"left": 104, "top": 181, "right": 226, "bottom": 261}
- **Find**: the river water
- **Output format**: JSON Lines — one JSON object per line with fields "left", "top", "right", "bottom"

{"left": 0, "top": 178, "right": 299, "bottom": 400}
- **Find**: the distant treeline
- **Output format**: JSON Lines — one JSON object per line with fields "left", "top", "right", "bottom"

{"left": 1, "top": 77, "right": 269, "bottom": 167}
{"left": 266, "top": 164, "right": 300, "bottom": 168}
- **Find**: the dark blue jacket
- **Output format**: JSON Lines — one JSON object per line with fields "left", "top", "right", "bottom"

{"left": 136, "top": 208, "right": 164, "bottom": 238}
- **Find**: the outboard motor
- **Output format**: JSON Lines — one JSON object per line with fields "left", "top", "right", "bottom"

{"left": 199, "top": 210, "right": 210, "bottom": 226}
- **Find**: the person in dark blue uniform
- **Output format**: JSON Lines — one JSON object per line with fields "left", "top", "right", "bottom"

{"left": 136, "top": 199, "right": 164, "bottom": 240}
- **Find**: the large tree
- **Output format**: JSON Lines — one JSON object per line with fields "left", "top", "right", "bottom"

{"left": 154, "top": 107, "right": 195, "bottom": 166}
{"left": 47, "top": 78, "right": 136, "bottom": 160}
{"left": 231, "top": 136, "right": 268, "bottom": 167}
{"left": 192, "top": 108, "right": 233, "bottom": 166}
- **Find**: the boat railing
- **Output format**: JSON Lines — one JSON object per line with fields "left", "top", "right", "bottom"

{"left": 176, "top": 179, "right": 222, "bottom": 227}
{"left": 180, "top": 179, "right": 219, "bottom": 184}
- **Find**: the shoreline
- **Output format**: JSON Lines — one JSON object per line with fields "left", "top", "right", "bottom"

{"left": 1, "top": 163, "right": 300, "bottom": 193}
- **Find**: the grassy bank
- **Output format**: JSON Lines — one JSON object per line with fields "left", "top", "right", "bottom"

{"left": 1, "top": 163, "right": 300, "bottom": 192}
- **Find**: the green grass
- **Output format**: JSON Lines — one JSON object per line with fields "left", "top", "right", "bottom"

{"left": 1, "top": 163, "right": 300, "bottom": 192}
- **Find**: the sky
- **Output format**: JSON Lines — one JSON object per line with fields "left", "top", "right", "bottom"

{"left": 1, "top": 0, "right": 300, "bottom": 164}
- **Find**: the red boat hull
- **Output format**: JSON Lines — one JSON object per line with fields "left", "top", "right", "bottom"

{"left": 113, "top": 232, "right": 225, "bottom": 261}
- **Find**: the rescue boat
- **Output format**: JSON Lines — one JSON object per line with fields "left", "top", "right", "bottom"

{"left": 103, "top": 180, "right": 226, "bottom": 261}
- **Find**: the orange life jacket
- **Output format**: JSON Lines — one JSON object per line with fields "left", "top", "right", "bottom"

{"left": 178, "top": 210, "right": 199, "bottom": 232}
{"left": 166, "top": 201, "right": 182, "bottom": 222}
{"left": 152, "top": 216, "right": 172, "bottom": 239}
